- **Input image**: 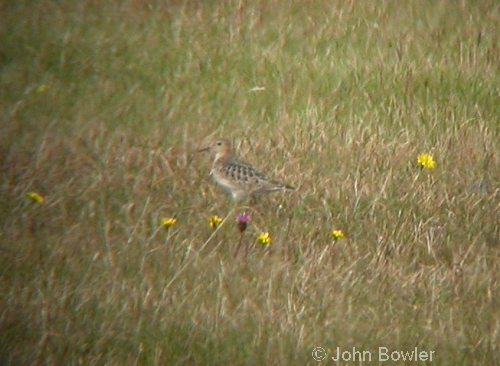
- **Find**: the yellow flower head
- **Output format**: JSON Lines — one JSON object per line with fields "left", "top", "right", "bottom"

{"left": 331, "top": 229, "right": 345, "bottom": 240}
{"left": 256, "top": 232, "right": 272, "bottom": 246}
{"left": 209, "top": 215, "right": 223, "bottom": 229}
{"left": 161, "top": 217, "right": 177, "bottom": 229}
{"left": 417, "top": 153, "right": 436, "bottom": 169}
{"left": 37, "top": 85, "right": 49, "bottom": 93}
{"left": 26, "top": 192, "right": 44, "bottom": 204}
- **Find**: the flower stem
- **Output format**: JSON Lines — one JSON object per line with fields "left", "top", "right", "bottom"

{"left": 234, "top": 232, "right": 244, "bottom": 258}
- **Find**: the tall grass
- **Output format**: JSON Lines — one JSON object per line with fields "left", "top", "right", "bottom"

{"left": 1, "top": 0, "right": 499, "bottom": 364}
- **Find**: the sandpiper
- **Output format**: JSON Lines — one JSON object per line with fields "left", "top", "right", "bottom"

{"left": 199, "top": 139, "right": 295, "bottom": 201}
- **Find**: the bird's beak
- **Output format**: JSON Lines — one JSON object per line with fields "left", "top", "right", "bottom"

{"left": 198, "top": 146, "right": 210, "bottom": 153}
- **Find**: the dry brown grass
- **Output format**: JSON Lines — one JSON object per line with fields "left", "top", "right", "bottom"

{"left": 1, "top": 0, "right": 499, "bottom": 365}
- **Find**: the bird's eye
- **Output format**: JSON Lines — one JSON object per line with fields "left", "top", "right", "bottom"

{"left": 217, "top": 141, "right": 222, "bottom": 146}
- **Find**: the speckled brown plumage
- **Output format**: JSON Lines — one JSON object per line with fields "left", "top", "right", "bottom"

{"left": 200, "top": 139, "right": 294, "bottom": 201}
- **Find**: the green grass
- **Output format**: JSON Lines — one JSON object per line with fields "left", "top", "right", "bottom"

{"left": 1, "top": 0, "right": 499, "bottom": 365}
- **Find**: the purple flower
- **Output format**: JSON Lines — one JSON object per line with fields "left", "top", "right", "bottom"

{"left": 236, "top": 213, "right": 250, "bottom": 223}
{"left": 236, "top": 213, "right": 250, "bottom": 233}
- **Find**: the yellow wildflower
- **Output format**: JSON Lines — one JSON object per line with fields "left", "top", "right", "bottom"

{"left": 26, "top": 192, "right": 44, "bottom": 204}
{"left": 256, "top": 232, "right": 272, "bottom": 246}
{"left": 37, "top": 85, "right": 49, "bottom": 93}
{"left": 417, "top": 153, "right": 436, "bottom": 169}
{"left": 209, "top": 215, "right": 223, "bottom": 229}
{"left": 331, "top": 230, "right": 345, "bottom": 240}
{"left": 161, "top": 217, "right": 177, "bottom": 229}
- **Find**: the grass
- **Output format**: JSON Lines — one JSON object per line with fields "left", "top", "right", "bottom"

{"left": 1, "top": 0, "right": 499, "bottom": 364}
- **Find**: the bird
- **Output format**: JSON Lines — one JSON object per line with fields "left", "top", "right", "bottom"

{"left": 199, "top": 138, "right": 295, "bottom": 202}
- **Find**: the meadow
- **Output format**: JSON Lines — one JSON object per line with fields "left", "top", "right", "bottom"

{"left": 1, "top": 0, "right": 499, "bottom": 364}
